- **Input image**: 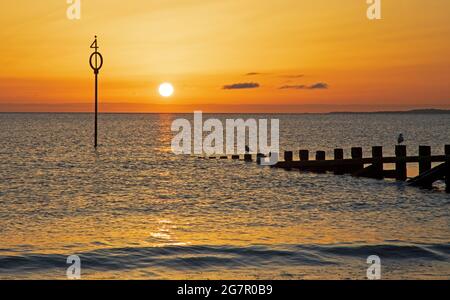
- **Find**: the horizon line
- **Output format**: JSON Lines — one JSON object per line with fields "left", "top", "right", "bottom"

{"left": 1, "top": 108, "right": 449, "bottom": 115}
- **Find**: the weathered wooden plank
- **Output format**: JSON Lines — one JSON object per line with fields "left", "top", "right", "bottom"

{"left": 383, "top": 170, "right": 397, "bottom": 179}
{"left": 272, "top": 155, "right": 447, "bottom": 169}
{"left": 409, "top": 162, "right": 447, "bottom": 187}
{"left": 353, "top": 165, "right": 378, "bottom": 178}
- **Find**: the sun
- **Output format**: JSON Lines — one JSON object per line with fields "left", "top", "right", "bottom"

{"left": 158, "top": 82, "right": 174, "bottom": 97}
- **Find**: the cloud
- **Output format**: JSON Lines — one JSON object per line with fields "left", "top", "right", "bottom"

{"left": 280, "top": 74, "right": 304, "bottom": 79}
{"left": 279, "top": 82, "right": 328, "bottom": 90}
{"left": 309, "top": 82, "right": 328, "bottom": 89}
{"left": 223, "top": 82, "right": 260, "bottom": 90}
{"left": 245, "top": 72, "right": 261, "bottom": 76}
{"left": 279, "top": 85, "right": 306, "bottom": 89}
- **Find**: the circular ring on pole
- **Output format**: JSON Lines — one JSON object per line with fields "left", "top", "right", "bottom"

{"left": 89, "top": 51, "right": 103, "bottom": 74}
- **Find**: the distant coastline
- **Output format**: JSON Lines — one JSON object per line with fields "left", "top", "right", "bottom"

{"left": 1, "top": 109, "right": 450, "bottom": 115}
{"left": 327, "top": 109, "right": 450, "bottom": 115}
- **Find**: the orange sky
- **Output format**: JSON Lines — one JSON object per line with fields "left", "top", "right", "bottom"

{"left": 0, "top": 0, "right": 449, "bottom": 113}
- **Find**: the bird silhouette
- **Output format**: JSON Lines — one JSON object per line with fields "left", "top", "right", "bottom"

{"left": 397, "top": 133, "right": 404, "bottom": 145}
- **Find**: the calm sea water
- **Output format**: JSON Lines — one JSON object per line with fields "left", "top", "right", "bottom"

{"left": 0, "top": 113, "right": 449, "bottom": 279}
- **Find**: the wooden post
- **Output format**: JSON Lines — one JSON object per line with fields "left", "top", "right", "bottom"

{"left": 395, "top": 145, "right": 407, "bottom": 181}
{"left": 334, "top": 149, "right": 344, "bottom": 160}
{"left": 315, "top": 151, "right": 326, "bottom": 173}
{"left": 351, "top": 147, "right": 363, "bottom": 172}
{"left": 372, "top": 146, "right": 383, "bottom": 179}
{"left": 284, "top": 151, "right": 293, "bottom": 162}
{"left": 334, "top": 149, "right": 344, "bottom": 175}
{"left": 316, "top": 151, "right": 326, "bottom": 160}
{"left": 299, "top": 150, "right": 309, "bottom": 161}
{"left": 418, "top": 146, "right": 431, "bottom": 174}
{"left": 446, "top": 145, "right": 450, "bottom": 193}
{"left": 256, "top": 153, "right": 265, "bottom": 165}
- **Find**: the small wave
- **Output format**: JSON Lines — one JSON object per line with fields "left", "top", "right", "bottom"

{"left": 0, "top": 243, "right": 448, "bottom": 274}
{"left": 300, "top": 243, "right": 450, "bottom": 261}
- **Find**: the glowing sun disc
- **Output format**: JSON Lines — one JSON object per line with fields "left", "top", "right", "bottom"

{"left": 159, "top": 83, "right": 174, "bottom": 97}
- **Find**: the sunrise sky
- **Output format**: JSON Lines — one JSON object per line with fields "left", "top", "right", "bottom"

{"left": 1, "top": 0, "right": 449, "bottom": 112}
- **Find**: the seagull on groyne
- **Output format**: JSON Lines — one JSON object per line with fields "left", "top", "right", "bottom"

{"left": 398, "top": 133, "right": 404, "bottom": 145}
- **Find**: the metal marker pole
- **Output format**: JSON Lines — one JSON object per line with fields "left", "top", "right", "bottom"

{"left": 95, "top": 70, "right": 98, "bottom": 148}
{"left": 89, "top": 36, "right": 103, "bottom": 148}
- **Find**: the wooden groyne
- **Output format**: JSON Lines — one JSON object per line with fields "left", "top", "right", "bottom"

{"left": 201, "top": 145, "right": 450, "bottom": 193}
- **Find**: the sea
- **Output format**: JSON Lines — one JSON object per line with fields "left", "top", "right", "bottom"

{"left": 0, "top": 113, "right": 449, "bottom": 279}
